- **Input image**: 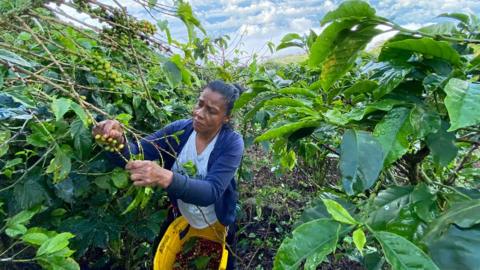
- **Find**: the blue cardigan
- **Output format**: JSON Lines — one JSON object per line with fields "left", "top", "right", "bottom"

{"left": 108, "top": 119, "right": 244, "bottom": 226}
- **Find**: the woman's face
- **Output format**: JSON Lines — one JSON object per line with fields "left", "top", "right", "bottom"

{"left": 192, "top": 88, "right": 230, "bottom": 135}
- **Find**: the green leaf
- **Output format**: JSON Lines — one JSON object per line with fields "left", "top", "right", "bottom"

{"left": 374, "top": 107, "right": 414, "bottom": 166}
{"left": 426, "top": 224, "right": 480, "bottom": 270}
{"left": 70, "top": 120, "right": 92, "bottom": 160}
{"left": 343, "top": 80, "right": 378, "bottom": 98}
{"left": 310, "top": 20, "right": 357, "bottom": 67}
{"left": 423, "top": 200, "right": 480, "bottom": 243}
{"left": 438, "top": 12, "right": 470, "bottom": 25}
{"left": 6, "top": 206, "right": 42, "bottom": 237}
{"left": 418, "top": 22, "right": 459, "bottom": 36}
{"left": 367, "top": 186, "right": 414, "bottom": 230}
{"left": 233, "top": 84, "right": 273, "bottom": 111}
{"left": 157, "top": 19, "right": 172, "bottom": 44}
{"left": 345, "top": 99, "right": 405, "bottom": 121}
{"left": 255, "top": 118, "right": 321, "bottom": 142}
{"left": 264, "top": 97, "right": 310, "bottom": 108}
{"left": 280, "top": 33, "right": 302, "bottom": 43}
{"left": 353, "top": 228, "right": 366, "bottom": 255}
{"left": 320, "top": 24, "right": 381, "bottom": 90}
{"left": 384, "top": 38, "right": 461, "bottom": 65}
{"left": 0, "top": 48, "right": 33, "bottom": 68}
{"left": 295, "top": 195, "right": 356, "bottom": 228}
{"left": 111, "top": 168, "right": 129, "bottom": 189}
{"left": 163, "top": 61, "right": 182, "bottom": 88}
{"left": 276, "top": 41, "right": 304, "bottom": 51}
{"left": 51, "top": 98, "right": 71, "bottom": 122}
{"left": 14, "top": 169, "right": 47, "bottom": 209}
{"left": 0, "top": 130, "right": 11, "bottom": 157}
{"left": 321, "top": 0, "right": 376, "bottom": 26}
{"left": 374, "top": 231, "right": 440, "bottom": 270}
{"left": 278, "top": 87, "right": 316, "bottom": 98}
{"left": 322, "top": 198, "right": 357, "bottom": 225}
{"left": 37, "top": 232, "right": 75, "bottom": 257}
{"left": 443, "top": 78, "right": 480, "bottom": 131}
{"left": 116, "top": 113, "right": 133, "bottom": 126}
{"left": 426, "top": 121, "right": 458, "bottom": 167}
{"left": 46, "top": 145, "right": 72, "bottom": 183}
{"left": 4, "top": 157, "right": 22, "bottom": 169}
{"left": 409, "top": 106, "right": 441, "bottom": 138}
{"left": 340, "top": 129, "right": 384, "bottom": 195}
{"left": 22, "top": 232, "right": 49, "bottom": 246}
{"left": 372, "top": 64, "right": 411, "bottom": 99}
{"left": 176, "top": 1, "right": 205, "bottom": 42}
{"left": 274, "top": 219, "right": 348, "bottom": 270}
{"left": 70, "top": 102, "right": 88, "bottom": 127}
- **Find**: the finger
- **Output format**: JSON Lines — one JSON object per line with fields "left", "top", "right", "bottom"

{"left": 92, "top": 120, "right": 107, "bottom": 136}
{"left": 108, "top": 129, "right": 123, "bottom": 141}
{"left": 130, "top": 173, "right": 144, "bottom": 181}
{"left": 102, "top": 120, "right": 116, "bottom": 137}
{"left": 126, "top": 160, "right": 146, "bottom": 170}
{"left": 133, "top": 180, "right": 148, "bottom": 187}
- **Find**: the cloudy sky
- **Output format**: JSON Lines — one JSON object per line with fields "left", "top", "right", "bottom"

{"left": 161, "top": 0, "right": 480, "bottom": 58}
{"left": 58, "top": 0, "right": 480, "bottom": 59}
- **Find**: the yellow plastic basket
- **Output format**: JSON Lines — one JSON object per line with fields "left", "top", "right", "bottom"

{"left": 153, "top": 216, "right": 229, "bottom": 270}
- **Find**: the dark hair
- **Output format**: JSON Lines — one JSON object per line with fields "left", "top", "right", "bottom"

{"left": 204, "top": 80, "right": 244, "bottom": 116}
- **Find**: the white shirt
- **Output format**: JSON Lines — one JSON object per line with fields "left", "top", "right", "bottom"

{"left": 171, "top": 130, "right": 219, "bottom": 229}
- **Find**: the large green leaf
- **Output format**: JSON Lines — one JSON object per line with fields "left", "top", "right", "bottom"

{"left": 426, "top": 121, "right": 458, "bottom": 167}
{"left": 438, "top": 12, "right": 470, "bottom": 25}
{"left": 427, "top": 224, "right": 480, "bottom": 270}
{"left": 443, "top": 78, "right": 480, "bottom": 131}
{"left": 163, "top": 61, "right": 182, "bottom": 88}
{"left": 373, "top": 107, "right": 414, "bottom": 166}
{"left": 274, "top": 218, "right": 348, "bottom": 270}
{"left": 320, "top": 24, "right": 381, "bottom": 90}
{"left": 367, "top": 186, "right": 414, "bottom": 229}
{"left": 255, "top": 118, "right": 321, "bottom": 142}
{"left": 320, "top": 0, "right": 376, "bottom": 26}
{"left": 233, "top": 84, "right": 273, "bottom": 111}
{"left": 345, "top": 99, "right": 405, "bottom": 121}
{"left": 14, "top": 169, "right": 47, "bottom": 210}
{"left": 340, "top": 129, "right": 384, "bottom": 195}
{"left": 0, "top": 48, "right": 33, "bottom": 67}
{"left": 5, "top": 206, "right": 42, "bottom": 237}
{"left": 70, "top": 120, "right": 91, "bottom": 160}
{"left": 409, "top": 106, "right": 441, "bottom": 138}
{"left": 51, "top": 98, "right": 71, "bottom": 122}
{"left": 46, "top": 145, "right": 72, "bottom": 183}
{"left": 343, "top": 80, "right": 378, "bottom": 98}
{"left": 374, "top": 231, "right": 440, "bottom": 270}
{"left": 423, "top": 200, "right": 480, "bottom": 243}
{"left": 37, "top": 232, "right": 75, "bottom": 257}
{"left": 384, "top": 38, "right": 461, "bottom": 65}
{"left": 418, "top": 22, "right": 459, "bottom": 36}
{"left": 309, "top": 20, "right": 357, "bottom": 67}
{"left": 278, "top": 87, "right": 316, "bottom": 98}
{"left": 264, "top": 97, "right": 310, "bottom": 108}
{"left": 372, "top": 64, "right": 411, "bottom": 98}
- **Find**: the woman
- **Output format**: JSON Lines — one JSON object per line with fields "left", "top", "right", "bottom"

{"left": 92, "top": 80, "right": 244, "bottom": 269}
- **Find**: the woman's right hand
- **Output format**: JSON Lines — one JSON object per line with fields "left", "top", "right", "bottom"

{"left": 92, "top": 120, "right": 125, "bottom": 145}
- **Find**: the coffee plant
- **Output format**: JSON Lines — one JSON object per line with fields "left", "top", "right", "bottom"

{"left": 0, "top": 0, "right": 229, "bottom": 269}
{"left": 235, "top": 1, "right": 480, "bottom": 269}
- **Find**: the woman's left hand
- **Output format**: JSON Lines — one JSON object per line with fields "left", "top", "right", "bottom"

{"left": 125, "top": 160, "right": 173, "bottom": 188}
